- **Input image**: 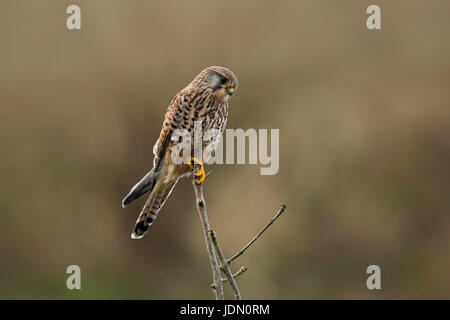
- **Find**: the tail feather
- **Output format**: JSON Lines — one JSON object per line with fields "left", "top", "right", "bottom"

{"left": 131, "top": 179, "right": 179, "bottom": 239}
{"left": 122, "top": 168, "right": 158, "bottom": 208}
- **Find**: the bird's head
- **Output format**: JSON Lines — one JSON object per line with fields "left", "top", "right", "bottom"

{"left": 193, "top": 66, "right": 238, "bottom": 102}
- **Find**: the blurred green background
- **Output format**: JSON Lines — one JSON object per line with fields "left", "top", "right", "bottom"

{"left": 1, "top": 0, "right": 449, "bottom": 299}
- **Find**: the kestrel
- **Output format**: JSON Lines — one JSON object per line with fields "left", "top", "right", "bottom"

{"left": 122, "top": 66, "right": 238, "bottom": 239}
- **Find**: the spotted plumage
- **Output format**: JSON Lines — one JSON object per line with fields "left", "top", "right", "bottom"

{"left": 122, "top": 66, "right": 238, "bottom": 239}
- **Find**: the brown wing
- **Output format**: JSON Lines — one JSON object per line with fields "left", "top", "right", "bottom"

{"left": 123, "top": 91, "right": 187, "bottom": 209}
{"left": 152, "top": 90, "right": 191, "bottom": 169}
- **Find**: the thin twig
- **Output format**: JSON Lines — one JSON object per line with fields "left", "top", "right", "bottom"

{"left": 226, "top": 266, "right": 248, "bottom": 282}
{"left": 210, "top": 266, "right": 248, "bottom": 288}
{"left": 193, "top": 165, "right": 287, "bottom": 300}
{"left": 210, "top": 230, "right": 242, "bottom": 300}
{"left": 205, "top": 170, "right": 213, "bottom": 178}
{"left": 227, "top": 204, "right": 287, "bottom": 263}
{"left": 192, "top": 180, "right": 224, "bottom": 300}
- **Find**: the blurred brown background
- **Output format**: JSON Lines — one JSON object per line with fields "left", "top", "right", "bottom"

{"left": 1, "top": 0, "right": 449, "bottom": 299}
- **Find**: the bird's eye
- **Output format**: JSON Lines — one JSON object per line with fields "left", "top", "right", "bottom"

{"left": 220, "top": 76, "right": 227, "bottom": 85}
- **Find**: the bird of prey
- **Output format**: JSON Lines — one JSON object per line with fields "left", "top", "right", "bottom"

{"left": 122, "top": 66, "right": 238, "bottom": 239}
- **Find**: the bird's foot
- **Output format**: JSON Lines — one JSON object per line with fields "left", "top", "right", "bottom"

{"left": 188, "top": 157, "right": 206, "bottom": 184}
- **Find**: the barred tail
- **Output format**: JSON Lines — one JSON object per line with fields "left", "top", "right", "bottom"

{"left": 131, "top": 179, "right": 178, "bottom": 239}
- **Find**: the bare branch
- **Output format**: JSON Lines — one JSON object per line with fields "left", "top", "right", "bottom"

{"left": 193, "top": 165, "right": 286, "bottom": 300}
{"left": 227, "top": 204, "right": 287, "bottom": 263}
{"left": 210, "top": 230, "right": 242, "bottom": 300}
{"left": 227, "top": 266, "right": 248, "bottom": 281}
{"left": 192, "top": 180, "right": 224, "bottom": 300}
{"left": 210, "top": 266, "right": 248, "bottom": 287}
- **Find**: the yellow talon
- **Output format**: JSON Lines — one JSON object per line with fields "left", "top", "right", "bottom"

{"left": 195, "top": 167, "right": 205, "bottom": 184}
{"left": 189, "top": 157, "right": 205, "bottom": 184}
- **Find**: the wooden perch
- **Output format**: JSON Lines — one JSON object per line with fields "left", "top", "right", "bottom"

{"left": 210, "top": 229, "right": 242, "bottom": 300}
{"left": 227, "top": 204, "right": 287, "bottom": 263}
{"left": 192, "top": 180, "right": 224, "bottom": 300}
{"left": 192, "top": 169, "right": 287, "bottom": 300}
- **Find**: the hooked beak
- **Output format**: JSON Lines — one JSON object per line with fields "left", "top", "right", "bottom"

{"left": 226, "top": 86, "right": 235, "bottom": 96}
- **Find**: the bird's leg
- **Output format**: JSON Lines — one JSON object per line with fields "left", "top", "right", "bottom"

{"left": 188, "top": 157, "right": 206, "bottom": 185}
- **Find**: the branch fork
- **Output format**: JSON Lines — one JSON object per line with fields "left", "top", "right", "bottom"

{"left": 192, "top": 169, "right": 287, "bottom": 300}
